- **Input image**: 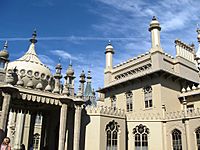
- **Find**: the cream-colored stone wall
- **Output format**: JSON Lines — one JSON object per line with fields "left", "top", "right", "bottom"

{"left": 166, "top": 120, "right": 187, "bottom": 150}
{"left": 84, "top": 110, "right": 126, "bottom": 150}
{"left": 127, "top": 121, "right": 163, "bottom": 150}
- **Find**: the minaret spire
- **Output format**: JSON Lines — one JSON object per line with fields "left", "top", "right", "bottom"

{"left": 3, "top": 41, "right": 8, "bottom": 50}
{"left": 149, "top": 16, "right": 163, "bottom": 53}
{"left": 30, "top": 29, "right": 37, "bottom": 44}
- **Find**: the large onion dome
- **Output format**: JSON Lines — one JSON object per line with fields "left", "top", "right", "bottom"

{"left": 7, "top": 30, "right": 52, "bottom": 88}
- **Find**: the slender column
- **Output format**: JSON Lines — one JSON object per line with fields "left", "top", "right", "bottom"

{"left": 58, "top": 104, "right": 68, "bottom": 150}
{"left": 23, "top": 112, "right": 31, "bottom": 149}
{"left": 14, "top": 110, "right": 25, "bottom": 150}
{"left": 0, "top": 93, "right": 11, "bottom": 131}
{"left": 162, "top": 105, "right": 167, "bottom": 150}
{"left": 73, "top": 105, "right": 82, "bottom": 150}
{"left": 64, "top": 130, "right": 68, "bottom": 150}
{"left": 185, "top": 120, "right": 191, "bottom": 150}
{"left": 7, "top": 110, "right": 16, "bottom": 147}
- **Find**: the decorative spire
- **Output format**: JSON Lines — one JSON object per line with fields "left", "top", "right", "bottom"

{"left": 79, "top": 70, "right": 86, "bottom": 96}
{"left": 30, "top": 29, "right": 37, "bottom": 44}
{"left": 3, "top": 41, "right": 8, "bottom": 50}
{"left": 85, "top": 71, "right": 93, "bottom": 98}
{"left": 105, "top": 40, "right": 114, "bottom": 54}
{"left": 197, "top": 24, "right": 200, "bottom": 43}
{"left": 53, "top": 63, "right": 62, "bottom": 93}
{"left": 0, "top": 41, "right": 9, "bottom": 60}
{"left": 17, "top": 30, "right": 41, "bottom": 63}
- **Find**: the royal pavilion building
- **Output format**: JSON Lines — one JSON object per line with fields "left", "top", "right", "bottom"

{"left": 0, "top": 16, "right": 200, "bottom": 150}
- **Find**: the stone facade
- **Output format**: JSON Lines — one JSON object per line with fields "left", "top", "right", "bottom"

{"left": 0, "top": 16, "right": 200, "bottom": 150}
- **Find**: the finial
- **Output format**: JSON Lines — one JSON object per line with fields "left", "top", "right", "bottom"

{"left": 152, "top": 16, "right": 157, "bottom": 20}
{"left": 108, "top": 40, "right": 112, "bottom": 45}
{"left": 69, "top": 59, "right": 72, "bottom": 66}
{"left": 30, "top": 29, "right": 37, "bottom": 43}
{"left": 3, "top": 41, "right": 8, "bottom": 49}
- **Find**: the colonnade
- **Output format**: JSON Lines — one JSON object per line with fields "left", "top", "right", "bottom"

{"left": 0, "top": 89, "right": 84, "bottom": 150}
{"left": 58, "top": 102, "right": 83, "bottom": 150}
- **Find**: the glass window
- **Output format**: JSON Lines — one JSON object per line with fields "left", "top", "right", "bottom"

{"left": 144, "top": 86, "right": 152, "bottom": 108}
{"left": 172, "top": 129, "right": 182, "bottom": 150}
{"left": 106, "top": 120, "right": 119, "bottom": 150}
{"left": 196, "top": 127, "right": 200, "bottom": 150}
{"left": 126, "top": 92, "right": 133, "bottom": 112}
{"left": 133, "top": 124, "right": 149, "bottom": 150}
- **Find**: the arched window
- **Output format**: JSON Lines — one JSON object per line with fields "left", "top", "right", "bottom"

{"left": 111, "top": 96, "right": 116, "bottom": 110}
{"left": 33, "top": 133, "right": 40, "bottom": 150}
{"left": 106, "top": 120, "right": 119, "bottom": 150}
{"left": 172, "top": 129, "right": 182, "bottom": 150}
{"left": 133, "top": 124, "right": 149, "bottom": 150}
{"left": 196, "top": 127, "right": 200, "bottom": 150}
{"left": 126, "top": 91, "right": 133, "bottom": 112}
{"left": 144, "top": 86, "right": 152, "bottom": 108}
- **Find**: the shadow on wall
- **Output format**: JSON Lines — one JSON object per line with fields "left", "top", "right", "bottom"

{"left": 80, "top": 108, "right": 91, "bottom": 150}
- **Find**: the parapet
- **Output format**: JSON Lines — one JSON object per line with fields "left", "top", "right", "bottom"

{"left": 86, "top": 105, "right": 125, "bottom": 118}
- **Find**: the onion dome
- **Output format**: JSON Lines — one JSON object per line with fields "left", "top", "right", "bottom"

{"left": 105, "top": 40, "right": 114, "bottom": 54}
{"left": 7, "top": 30, "right": 52, "bottom": 89}
{"left": 0, "top": 41, "right": 9, "bottom": 60}
{"left": 79, "top": 70, "right": 86, "bottom": 83}
{"left": 36, "top": 82, "right": 43, "bottom": 90}
{"left": 149, "top": 16, "right": 161, "bottom": 31}
{"left": 66, "top": 63, "right": 74, "bottom": 76}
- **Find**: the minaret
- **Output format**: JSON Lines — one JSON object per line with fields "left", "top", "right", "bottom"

{"left": 79, "top": 70, "right": 86, "bottom": 95}
{"left": 0, "top": 41, "right": 10, "bottom": 82}
{"left": 0, "top": 41, "right": 9, "bottom": 69}
{"left": 53, "top": 63, "right": 62, "bottom": 93}
{"left": 149, "top": 16, "right": 163, "bottom": 53}
{"left": 195, "top": 27, "right": 200, "bottom": 67}
{"left": 104, "top": 41, "right": 114, "bottom": 86}
{"left": 65, "top": 63, "right": 75, "bottom": 96}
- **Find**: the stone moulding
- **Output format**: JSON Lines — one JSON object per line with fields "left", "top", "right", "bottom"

{"left": 19, "top": 92, "right": 62, "bottom": 106}
{"left": 86, "top": 106, "right": 125, "bottom": 118}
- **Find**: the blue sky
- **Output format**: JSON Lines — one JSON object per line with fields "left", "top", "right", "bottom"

{"left": 0, "top": 0, "right": 200, "bottom": 91}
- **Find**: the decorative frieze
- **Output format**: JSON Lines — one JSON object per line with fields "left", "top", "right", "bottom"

{"left": 114, "top": 63, "right": 152, "bottom": 80}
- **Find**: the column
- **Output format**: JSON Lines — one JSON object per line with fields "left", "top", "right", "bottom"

{"left": 0, "top": 92, "right": 11, "bottom": 131}
{"left": 7, "top": 110, "right": 17, "bottom": 147}
{"left": 73, "top": 105, "right": 82, "bottom": 150}
{"left": 14, "top": 110, "right": 25, "bottom": 150}
{"left": 58, "top": 104, "right": 68, "bottom": 150}
{"left": 162, "top": 105, "right": 167, "bottom": 150}
{"left": 23, "top": 111, "right": 31, "bottom": 149}
{"left": 185, "top": 120, "right": 191, "bottom": 150}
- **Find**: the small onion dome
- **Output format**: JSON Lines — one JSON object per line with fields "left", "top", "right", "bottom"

{"left": 149, "top": 16, "right": 161, "bottom": 32}
{"left": 16, "top": 79, "right": 24, "bottom": 87}
{"left": 36, "top": 82, "right": 43, "bottom": 90}
{"left": 80, "top": 70, "right": 85, "bottom": 78}
{"left": 56, "top": 63, "right": 62, "bottom": 70}
{"left": 27, "top": 79, "right": 34, "bottom": 88}
{"left": 105, "top": 40, "right": 114, "bottom": 54}
{"left": 66, "top": 64, "right": 74, "bottom": 76}
{"left": 0, "top": 41, "right": 9, "bottom": 59}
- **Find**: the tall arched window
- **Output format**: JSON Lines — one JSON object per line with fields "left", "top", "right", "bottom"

{"left": 106, "top": 120, "right": 119, "bottom": 150}
{"left": 172, "top": 129, "right": 182, "bottom": 150}
{"left": 133, "top": 124, "right": 149, "bottom": 150}
{"left": 33, "top": 133, "right": 40, "bottom": 150}
{"left": 126, "top": 91, "right": 133, "bottom": 112}
{"left": 196, "top": 127, "right": 200, "bottom": 150}
{"left": 144, "top": 86, "right": 152, "bottom": 108}
{"left": 111, "top": 96, "right": 116, "bottom": 110}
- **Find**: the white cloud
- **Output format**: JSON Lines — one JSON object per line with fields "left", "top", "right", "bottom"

{"left": 50, "top": 50, "right": 78, "bottom": 61}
